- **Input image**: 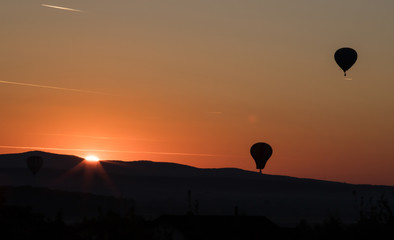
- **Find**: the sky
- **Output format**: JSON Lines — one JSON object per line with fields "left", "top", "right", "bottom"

{"left": 1, "top": 0, "right": 394, "bottom": 185}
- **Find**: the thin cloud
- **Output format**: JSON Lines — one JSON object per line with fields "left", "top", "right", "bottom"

{"left": 0, "top": 80, "right": 107, "bottom": 95}
{"left": 32, "top": 133, "right": 158, "bottom": 142}
{"left": 41, "top": 4, "right": 83, "bottom": 12}
{"left": 35, "top": 133, "right": 113, "bottom": 140}
{"left": 0, "top": 145, "right": 234, "bottom": 158}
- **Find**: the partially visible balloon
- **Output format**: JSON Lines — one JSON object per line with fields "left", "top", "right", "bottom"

{"left": 26, "top": 156, "right": 43, "bottom": 176}
{"left": 334, "top": 47, "right": 358, "bottom": 76}
{"left": 250, "top": 142, "right": 273, "bottom": 173}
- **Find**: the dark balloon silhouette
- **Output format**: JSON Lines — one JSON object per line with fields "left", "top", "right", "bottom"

{"left": 250, "top": 142, "right": 272, "bottom": 173}
{"left": 26, "top": 155, "right": 43, "bottom": 175}
{"left": 334, "top": 47, "right": 358, "bottom": 76}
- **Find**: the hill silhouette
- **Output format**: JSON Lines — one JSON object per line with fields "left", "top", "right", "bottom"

{"left": 1, "top": 151, "right": 394, "bottom": 226}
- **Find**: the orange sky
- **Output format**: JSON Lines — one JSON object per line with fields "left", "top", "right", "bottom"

{"left": 1, "top": 1, "right": 394, "bottom": 185}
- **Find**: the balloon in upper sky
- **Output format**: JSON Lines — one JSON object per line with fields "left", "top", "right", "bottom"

{"left": 26, "top": 155, "right": 43, "bottom": 176}
{"left": 334, "top": 47, "right": 358, "bottom": 76}
{"left": 250, "top": 142, "right": 273, "bottom": 173}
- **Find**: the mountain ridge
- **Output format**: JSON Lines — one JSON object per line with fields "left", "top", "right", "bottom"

{"left": 1, "top": 151, "right": 394, "bottom": 225}
{"left": 2, "top": 150, "right": 390, "bottom": 187}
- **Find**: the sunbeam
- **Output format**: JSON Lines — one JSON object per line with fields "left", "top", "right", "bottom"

{"left": 50, "top": 158, "right": 120, "bottom": 197}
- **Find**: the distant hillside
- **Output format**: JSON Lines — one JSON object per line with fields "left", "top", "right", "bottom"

{"left": 1, "top": 151, "right": 394, "bottom": 226}
{"left": 0, "top": 151, "right": 83, "bottom": 169}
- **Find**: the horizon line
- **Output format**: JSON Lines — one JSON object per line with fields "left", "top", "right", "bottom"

{"left": 0, "top": 145, "right": 240, "bottom": 158}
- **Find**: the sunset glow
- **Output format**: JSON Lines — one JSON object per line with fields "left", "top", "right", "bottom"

{"left": 1, "top": 1, "right": 394, "bottom": 186}
{"left": 85, "top": 155, "right": 100, "bottom": 162}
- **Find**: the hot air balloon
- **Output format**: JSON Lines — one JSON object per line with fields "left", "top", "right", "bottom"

{"left": 26, "top": 155, "right": 43, "bottom": 176}
{"left": 250, "top": 142, "right": 272, "bottom": 173}
{"left": 334, "top": 47, "right": 358, "bottom": 76}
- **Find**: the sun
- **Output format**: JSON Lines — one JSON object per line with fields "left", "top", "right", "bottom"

{"left": 85, "top": 155, "right": 100, "bottom": 162}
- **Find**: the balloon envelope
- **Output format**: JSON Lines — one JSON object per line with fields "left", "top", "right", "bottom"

{"left": 334, "top": 48, "right": 357, "bottom": 76}
{"left": 250, "top": 142, "right": 273, "bottom": 171}
{"left": 26, "top": 156, "right": 43, "bottom": 175}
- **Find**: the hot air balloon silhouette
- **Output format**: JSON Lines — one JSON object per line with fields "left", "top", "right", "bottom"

{"left": 334, "top": 47, "right": 358, "bottom": 76}
{"left": 250, "top": 142, "right": 272, "bottom": 173}
{"left": 26, "top": 155, "right": 43, "bottom": 176}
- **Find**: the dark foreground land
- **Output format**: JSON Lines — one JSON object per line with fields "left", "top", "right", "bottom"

{"left": 3, "top": 151, "right": 394, "bottom": 226}
{"left": 1, "top": 204, "right": 394, "bottom": 240}
{"left": 1, "top": 186, "right": 394, "bottom": 240}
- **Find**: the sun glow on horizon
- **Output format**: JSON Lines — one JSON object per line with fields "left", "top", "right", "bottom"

{"left": 85, "top": 155, "right": 100, "bottom": 162}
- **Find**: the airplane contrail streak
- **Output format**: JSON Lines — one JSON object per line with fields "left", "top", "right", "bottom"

{"left": 0, "top": 145, "right": 234, "bottom": 158}
{"left": 0, "top": 80, "right": 106, "bottom": 95}
{"left": 41, "top": 4, "right": 83, "bottom": 12}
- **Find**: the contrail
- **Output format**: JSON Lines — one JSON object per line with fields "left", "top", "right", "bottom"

{"left": 0, "top": 145, "right": 234, "bottom": 158}
{"left": 0, "top": 80, "right": 106, "bottom": 95}
{"left": 41, "top": 4, "right": 83, "bottom": 12}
